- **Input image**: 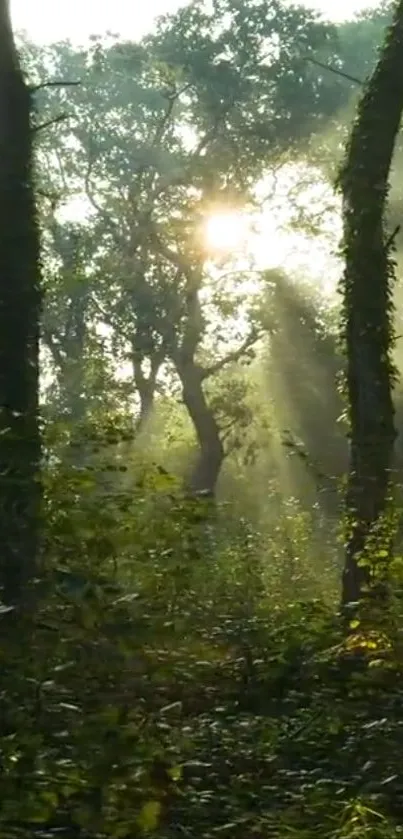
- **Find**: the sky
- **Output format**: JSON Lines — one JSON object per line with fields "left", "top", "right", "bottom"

{"left": 10, "top": 0, "right": 382, "bottom": 44}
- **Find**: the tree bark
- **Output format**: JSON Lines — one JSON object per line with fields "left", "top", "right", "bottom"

{"left": 177, "top": 360, "right": 224, "bottom": 497}
{"left": 0, "top": 0, "right": 42, "bottom": 605}
{"left": 132, "top": 348, "right": 161, "bottom": 434}
{"left": 338, "top": 0, "right": 403, "bottom": 607}
{"left": 43, "top": 223, "right": 89, "bottom": 431}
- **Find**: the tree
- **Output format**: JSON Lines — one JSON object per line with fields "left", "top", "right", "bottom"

{"left": 27, "top": 0, "right": 342, "bottom": 496}
{"left": 336, "top": 1, "right": 394, "bottom": 86}
{"left": 306, "top": 2, "right": 395, "bottom": 180}
{"left": 42, "top": 220, "right": 91, "bottom": 426}
{"left": 0, "top": 0, "right": 42, "bottom": 606}
{"left": 337, "top": 0, "right": 403, "bottom": 607}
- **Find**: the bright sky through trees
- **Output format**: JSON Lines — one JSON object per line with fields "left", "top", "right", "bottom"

{"left": 10, "top": 0, "right": 365, "bottom": 297}
{"left": 11, "top": 0, "right": 381, "bottom": 44}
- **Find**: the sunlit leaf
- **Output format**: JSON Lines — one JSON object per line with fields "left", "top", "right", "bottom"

{"left": 167, "top": 764, "right": 183, "bottom": 781}
{"left": 137, "top": 800, "right": 162, "bottom": 832}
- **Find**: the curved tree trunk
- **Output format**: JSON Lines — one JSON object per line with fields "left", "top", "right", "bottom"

{"left": 338, "top": 0, "right": 403, "bottom": 606}
{"left": 0, "top": 0, "right": 42, "bottom": 606}
{"left": 177, "top": 361, "right": 224, "bottom": 497}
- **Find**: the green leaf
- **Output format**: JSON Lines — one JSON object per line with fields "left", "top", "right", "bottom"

{"left": 349, "top": 619, "right": 360, "bottom": 629}
{"left": 167, "top": 764, "right": 182, "bottom": 782}
{"left": 137, "top": 801, "right": 162, "bottom": 832}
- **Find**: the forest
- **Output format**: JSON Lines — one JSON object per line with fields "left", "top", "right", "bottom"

{"left": 2, "top": 0, "right": 403, "bottom": 835}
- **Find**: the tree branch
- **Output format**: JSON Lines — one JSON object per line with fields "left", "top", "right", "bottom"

{"left": 148, "top": 229, "right": 189, "bottom": 276}
{"left": 201, "top": 330, "right": 259, "bottom": 380}
{"left": 33, "top": 113, "right": 69, "bottom": 133}
{"left": 151, "top": 94, "right": 176, "bottom": 148}
{"left": 304, "top": 56, "right": 364, "bottom": 87}
{"left": 30, "top": 80, "right": 81, "bottom": 94}
{"left": 132, "top": 345, "right": 164, "bottom": 393}
{"left": 37, "top": 186, "right": 62, "bottom": 204}
{"left": 386, "top": 224, "right": 401, "bottom": 249}
{"left": 148, "top": 230, "right": 205, "bottom": 362}
{"left": 91, "top": 296, "right": 115, "bottom": 329}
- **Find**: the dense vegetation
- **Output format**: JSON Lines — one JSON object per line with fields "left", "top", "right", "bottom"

{"left": 2, "top": 0, "right": 403, "bottom": 836}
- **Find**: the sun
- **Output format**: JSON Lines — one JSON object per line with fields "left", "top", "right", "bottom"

{"left": 204, "top": 211, "right": 250, "bottom": 254}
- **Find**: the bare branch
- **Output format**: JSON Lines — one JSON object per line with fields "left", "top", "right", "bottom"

{"left": 30, "top": 80, "right": 81, "bottom": 94}
{"left": 386, "top": 224, "right": 401, "bottom": 249}
{"left": 281, "top": 433, "right": 337, "bottom": 488}
{"left": 304, "top": 56, "right": 364, "bottom": 87}
{"left": 167, "top": 81, "right": 193, "bottom": 101}
{"left": 32, "top": 113, "right": 70, "bottom": 133}
{"left": 201, "top": 330, "right": 259, "bottom": 380}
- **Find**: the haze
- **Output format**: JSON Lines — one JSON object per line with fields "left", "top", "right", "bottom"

{"left": 11, "top": 0, "right": 382, "bottom": 43}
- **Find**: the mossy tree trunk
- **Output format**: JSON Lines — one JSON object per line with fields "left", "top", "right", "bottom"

{"left": 0, "top": 0, "right": 42, "bottom": 606}
{"left": 338, "top": 0, "right": 403, "bottom": 607}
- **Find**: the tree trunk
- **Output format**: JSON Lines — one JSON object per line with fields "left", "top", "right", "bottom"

{"left": 43, "top": 221, "right": 89, "bottom": 443}
{"left": 177, "top": 360, "right": 224, "bottom": 497}
{"left": 0, "top": 0, "right": 42, "bottom": 606}
{"left": 136, "top": 388, "right": 154, "bottom": 432}
{"left": 132, "top": 350, "right": 160, "bottom": 434}
{"left": 338, "top": 0, "right": 403, "bottom": 607}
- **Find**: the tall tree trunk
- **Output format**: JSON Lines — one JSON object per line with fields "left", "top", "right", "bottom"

{"left": 0, "top": 0, "right": 42, "bottom": 606}
{"left": 177, "top": 361, "right": 224, "bottom": 497}
{"left": 337, "top": 0, "right": 403, "bottom": 607}
{"left": 132, "top": 348, "right": 160, "bottom": 434}
{"left": 45, "top": 306, "right": 88, "bottom": 466}
{"left": 63, "top": 300, "right": 88, "bottom": 467}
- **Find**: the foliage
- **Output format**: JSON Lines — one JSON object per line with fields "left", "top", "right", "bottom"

{"left": 1, "top": 463, "right": 403, "bottom": 838}
{"left": 307, "top": 2, "right": 395, "bottom": 177}
{"left": 2, "top": 1, "right": 403, "bottom": 838}
{"left": 336, "top": 0, "right": 403, "bottom": 605}
{"left": 21, "top": 0, "right": 345, "bottom": 493}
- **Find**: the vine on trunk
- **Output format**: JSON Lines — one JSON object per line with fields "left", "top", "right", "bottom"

{"left": 337, "top": 0, "right": 403, "bottom": 607}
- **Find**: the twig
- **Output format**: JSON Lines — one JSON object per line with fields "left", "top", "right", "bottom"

{"left": 304, "top": 56, "right": 364, "bottom": 87}
{"left": 33, "top": 113, "right": 69, "bottom": 133}
{"left": 30, "top": 80, "right": 81, "bottom": 94}
{"left": 385, "top": 224, "right": 401, "bottom": 249}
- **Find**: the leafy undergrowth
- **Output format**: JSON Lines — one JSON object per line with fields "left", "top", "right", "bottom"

{"left": 0, "top": 469, "right": 401, "bottom": 838}
{"left": 2, "top": 575, "right": 403, "bottom": 839}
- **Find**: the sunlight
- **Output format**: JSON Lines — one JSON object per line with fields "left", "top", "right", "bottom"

{"left": 204, "top": 211, "right": 250, "bottom": 255}
{"left": 200, "top": 164, "right": 341, "bottom": 300}
{"left": 10, "top": 0, "right": 383, "bottom": 46}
